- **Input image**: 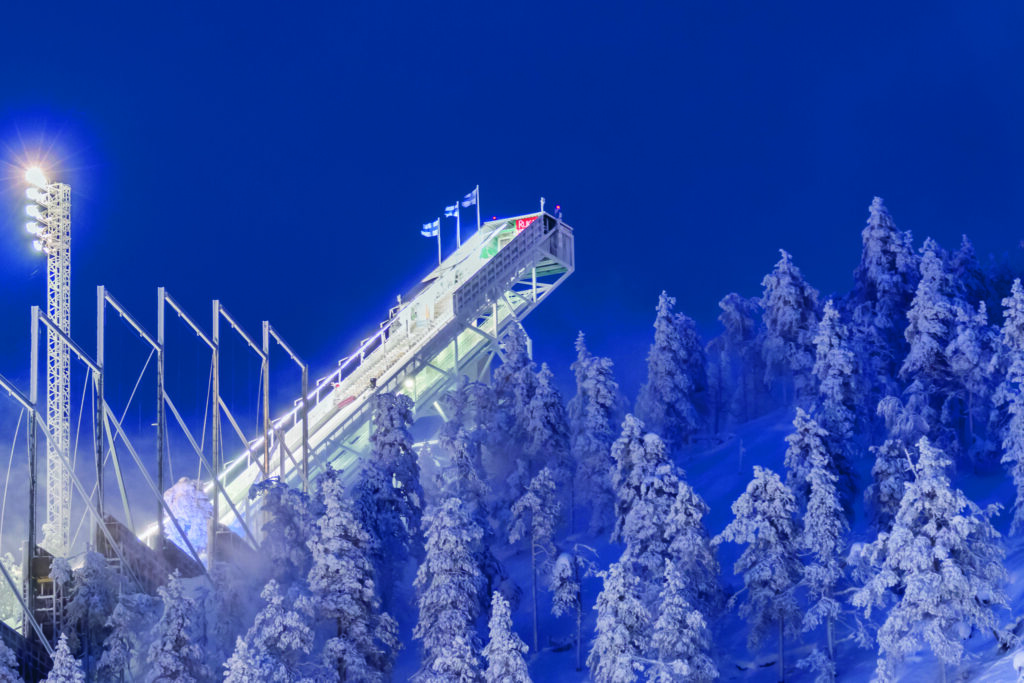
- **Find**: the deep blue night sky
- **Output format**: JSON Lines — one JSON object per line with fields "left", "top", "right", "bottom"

{"left": 1, "top": 1, "right": 1023, "bottom": 408}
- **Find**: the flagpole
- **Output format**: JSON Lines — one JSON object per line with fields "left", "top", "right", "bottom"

{"left": 456, "top": 207, "right": 461, "bottom": 248}
{"left": 436, "top": 219, "right": 442, "bottom": 267}
{"left": 475, "top": 184, "right": 480, "bottom": 232}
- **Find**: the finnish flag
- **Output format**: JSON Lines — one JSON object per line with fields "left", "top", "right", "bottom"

{"left": 421, "top": 218, "right": 440, "bottom": 237}
{"left": 444, "top": 204, "right": 459, "bottom": 218}
{"left": 461, "top": 187, "right": 478, "bottom": 208}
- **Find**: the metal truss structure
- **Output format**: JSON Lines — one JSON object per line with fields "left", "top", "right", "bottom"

{"left": 0, "top": 205, "right": 574, "bottom": 658}
{"left": 25, "top": 175, "right": 73, "bottom": 557}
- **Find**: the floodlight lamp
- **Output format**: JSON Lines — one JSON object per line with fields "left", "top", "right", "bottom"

{"left": 25, "top": 221, "right": 42, "bottom": 235}
{"left": 25, "top": 205, "right": 44, "bottom": 221}
{"left": 32, "top": 240, "right": 42, "bottom": 252}
{"left": 25, "top": 167, "right": 48, "bottom": 188}
{"left": 25, "top": 187, "right": 47, "bottom": 202}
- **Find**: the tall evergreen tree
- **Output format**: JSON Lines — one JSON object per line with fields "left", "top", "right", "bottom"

{"left": 551, "top": 549, "right": 593, "bottom": 672}
{"left": 98, "top": 592, "right": 159, "bottom": 683}
{"left": 44, "top": 635, "right": 84, "bottom": 683}
{"left": 587, "top": 561, "right": 649, "bottom": 683}
{"left": 715, "top": 467, "right": 802, "bottom": 683}
{"left": 62, "top": 551, "right": 119, "bottom": 675}
{"left": 569, "top": 333, "right": 621, "bottom": 535}
{"left": 784, "top": 408, "right": 831, "bottom": 507}
{"left": 482, "top": 592, "right": 531, "bottom": 683}
{"left": 509, "top": 467, "right": 562, "bottom": 652}
{"left": 0, "top": 639, "right": 21, "bottom": 683}
{"left": 993, "top": 279, "right": 1024, "bottom": 532}
{"left": 760, "top": 250, "right": 820, "bottom": 401}
{"left": 664, "top": 479, "right": 721, "bottom": 618}
{"left": 146, "top": 571, "right": 208, "bottom": 683}
{"left": 850, "top": 197, "right": 919, "bottom": 397}
{"left": 801, "top": 434, "right": 848, "bottom": 672}
{"left": 252, "top": 478, "right": 319, "bottom": 587}
{"left": 635, "top": 291, "right": 706, "bottom": 451}
{"left": 812, "top": 299, "right": 858, "bottom": 511}
{"left": 865, "top": 393, "right": 932, "bottom": 531}
{"left": 900, "top": 238, "right": 958, "bottom": 393}
{"left": 224, "top": 580, "right": 326, "bottom": 682}
{"left": 645, "top": 560, "right": 718, "bottom": 683}
{"left": 414, "top": 498, "right": 486, "bottom": 682}
{"left": 525, "top": 363, "right": 573, "bottom": 524}
{"left": 946, "top": 300, "right": 994, "bottom": 450}
{"left": 309, "top": 468, "right": 398, "bottom": 680}
{"left": 852, "top": 437, "right": 1007, "bottom": 681}
{"left": 715, "top": 293, "right": 766, "bottom": 425}
{"left": 356, "top": 392, "right": 424, "bottom": 605}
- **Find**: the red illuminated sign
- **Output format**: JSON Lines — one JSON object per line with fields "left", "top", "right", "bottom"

{"left": 515, "top": 215, "right": 539, "bottom": 232}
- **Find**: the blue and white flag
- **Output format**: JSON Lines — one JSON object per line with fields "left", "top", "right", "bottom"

{"left": 461, "top": 187, "right": 478, "bottom": 208}
{"left": 421, "top": 218, "right": 440, "bottom": 237}
{"left": 444, "top": 204, "right": 458, "bottom": 218}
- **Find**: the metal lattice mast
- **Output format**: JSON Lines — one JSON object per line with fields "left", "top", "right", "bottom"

{"left": 25, "top": 169, "right": 72, "bottom": 555}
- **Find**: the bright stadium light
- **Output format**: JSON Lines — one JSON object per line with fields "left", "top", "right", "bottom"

{"left": 25, "top": 204, "right": 45, "bottom": 221}
{"left": 25, "top": 166, "right": 48, "bottom": 188}
{"left": 25, "top": 221, "right": 42, "bottom": 235}
{"left": 32, "top": 240, "right": 42, "bottom": 252}
{"left": 26, "top": 187, "right": 47, "bottom": 202}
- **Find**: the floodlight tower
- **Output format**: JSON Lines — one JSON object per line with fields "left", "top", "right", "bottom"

{"left": 24, "top": 167, "right": 72, "bottom": 556}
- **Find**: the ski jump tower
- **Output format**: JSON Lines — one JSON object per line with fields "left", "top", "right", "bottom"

{"left": 141, "top": 208, "right": 575, "bottom": 550}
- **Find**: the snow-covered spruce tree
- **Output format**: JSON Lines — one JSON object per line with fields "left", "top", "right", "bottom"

{"left": 145, "top": 571, "right": 208, "bottom": 683}
{"left": 414, "top": 498, "right": 486, "bottom": 682}
{"left": 483, "top": 591, "right": 531, "bottom": 683}
{"left": 98, "top": 592, "right": 160, "bottom": 683}
{"left": 620, "top": 456, "right": 680, "bottom": 607}
{"left": 587, "top": 561, "right": 650, "bottom": 683}
{"left": 224, "top": 579, "right": 327, "bottom": 682}
{"left": 437, "top": 380, "right": 491, "bottom": 522}
{"left": 812, "top": 299, "right": 858, "bottom": 512}
{"left": 355, "top": 392, "right": 424, "bottom": 605}
{"left": 635, "top": 291, "right": 706, "bottom": 452}
{"left": 62, "top": 551, "right": 120, "bottom": 675}
{"left": 610, "top": 415, "right": 659, "bottom": 545}
{"left": 801, "top": 433, "right": 849, "bottom": 673}
{"left": 900, "top": 237, "right": 959, "bottom": 396}
{"left": 492, "top": 326, "right": 537, "bottom": 479}
{"left": 509, "top": 467, "right": 562, "bottom": 653}
{"left": 865, "top": 390, "right": 934, "bottom": 533}
{"left": 760, "top": 249, "right": 820, "bottom": 402}
{"left": 946, "top": 300, "right": 995, "bottom": 452}
{"left": 951, "top": 233, "right": 986, "bottom": 307}
{"left": 714, "top": 466, "right": 802, "bottom": 683}
{"left": 309, "top": 467, "right": 398, "bottom": 680}
{"left": 664, "top": 478, "right": 721, "bottom": 618}
{"left": 525, "top": 363, "right": 573, "bottom": 527}
{"left": 0, "top": 641, "right": 19, "bottom": 683}
{"left": 852, "top": 437, "right": 1007, "bottom": 681}
{"left": 783, "top": 407, "right": 831, "bottom": 508}
{"left": 569, "top": 332, "right": 621, "bottom": 535}
{"left": 251, "top": 477, "right": 320, "bottom": 587}
{"left": 850, "top": 197, "right": 919, "bottom": 399}
{"left": 993, "top": 279, "right": 1024, "bottom": 533}
{"left": 716, "top": 293, "right": 767, "bottom": 425}
{"left": 551, "top": 547, "right": 596, "bottom": 672}
{"left": 203, "top": 562, "right": 252, "bottom": 674}
{"left": 45, "top": 634, "right": 84, "bottom": 683}
{"left": 645, "top": 560, "right": 717, "bottom": 683}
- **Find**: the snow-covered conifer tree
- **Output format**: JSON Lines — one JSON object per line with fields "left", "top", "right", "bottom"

{"left": 663, "top": 479, "right": 720, "bottom": 617}
{"left": 946, "top": 300, "right": 994, "bottom": 448}
{"left": 509, "top": 467, "right": 562, "bottom": 652}
{"left": 801, "top": 433, "right": 849, "bottom": 671}
{"left": 812, "top": 300, "right": 858, "bottom": 510}
{"left": 783, "top": 407, "right": 831, "bottom": 507}
{"left": 145, "top": 571, "right": 207, "bottom": 683}
{"left": 864, "top": 392, "right": 932, "bottom": 531}
{"left": 414, "top": 498, "right": 486, "bottom": 681}
{"left": 760, "top": 250, "right": 820, "bottom": 401}
{"left": 900, "top": 238, "right": 958, "bottom": 393}
{"left": 224, "top": 579, "right": 326, "bottom": 682}
{"left": 569, "top": 333, "right": 621, "bottom": 534}
{"left": 993, "top": 279, "right": 1024, "bottom": 532}
{"left": 620, "top": 456, "right": 679, "bottom": 605}
{"left": 852, "top": 437, "right": 1007, "bottom": 681}
{"left": 850, "top": 197, "right": 918, "bottom": 397}
{"left": 610, "top": 415, "right": 658, "bottom": 545}
{"left": 98, "top": 592, "right": 160, "bottom": 683}
{"left": 525, "top": 363, "right": 573, "bottom": 524}
{"left": 252, "top": 478, "right": 319, "bottom": 586}
{"left": 716, "top": 292, "right": 766, "bottom": 425}
{"left": 646, "top": 560, "right": 717, "bottom": 683}
{"left": 951, "top": 233, "right": 986, "bottom": 305}
{"left": 44, "top": 634, "right": 84, "bottom": 683}
{"left": 635, "top": 292, "right": 706, "bottom": 451}
{"left": 309, "top": 467, "right": 398, "bottom": 680}
{"left": 715, "top": 466, "right": 802, "bottom": 682}
{"left": 356, "top": 392, "right": 424, "bottom": 603}
{"left": 550, "top": 548, "right": 596, "bottom": 672}
{"left": 587, "top": 562, "right": 649, "bottom": 683}
{"left": 62, "top": 550, "right": 120, "bottom": 675}
{"left": 483, "top": 591, "right": 530, "bottom": 683}
{"left": 0, "top": 639, "right": 20, "bottom": 683}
